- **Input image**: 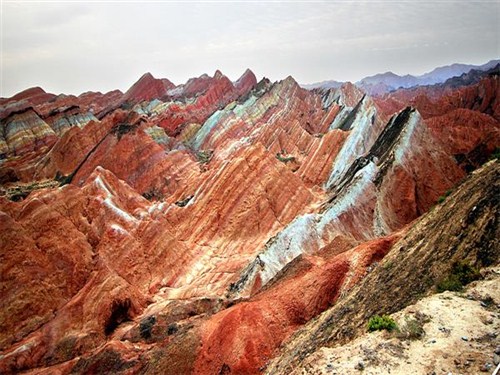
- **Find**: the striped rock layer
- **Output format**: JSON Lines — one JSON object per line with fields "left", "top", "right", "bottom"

{"left": 0, "top": 67, "right": 498, "bottom": 374}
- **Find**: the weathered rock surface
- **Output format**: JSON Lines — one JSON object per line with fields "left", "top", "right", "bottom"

{"left": 265, "top": 160, "right": 499, "bottom": 374}
{"left": 289, "top": 267, "right": 500, "bottom": 374}
{"left": 121, "top": 72, "right": 175, "bottom": 104}
{"left": 0, "top": 108, "right": 57, "bottom": 157}
{"left": 0, "top": 65, "right": 498, "bottom": 374}
{"left": 375, "top": 73, "right": 500, "bottom": 120}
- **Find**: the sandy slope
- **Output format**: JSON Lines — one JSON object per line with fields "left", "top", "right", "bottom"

{"left": 293, "top": 267, "right": 500, "bottom": 375}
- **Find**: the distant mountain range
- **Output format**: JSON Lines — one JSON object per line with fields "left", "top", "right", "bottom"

{"left": 302, "top": 59, "right": 500, "bottom": 95}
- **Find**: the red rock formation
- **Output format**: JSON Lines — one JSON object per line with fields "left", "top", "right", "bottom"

{"left": 194, "top": 235, "right": 400, "bottom": 374}
{"left": 374, "top": 75, "right": 500, "bottom": 169}
{"left": 234, "top": 68, "right": 258, "bottom": 96}
{"left": 121, "top": 72, "right": 175, "bottom": 103}
{"left": 32, "top": 112, "right": 122, "bottom": 180}
{"left": 0, "top": 108, "right": 57, "bottom": 157}
{"left": 425, "top": 108, "right": 500, "bottom": 168}
{"left": 71, "top": 124, "right": 202, "bottom": 197}
{"left": 0, "top": 87, "right": 56, "bottom": 109}
{"left": 0, "top": 66, "right": 498, "bottom": 375}
{"left": 375, "top": 75, "right": 500, "bottom": 120}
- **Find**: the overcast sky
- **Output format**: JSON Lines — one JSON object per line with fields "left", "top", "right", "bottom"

{"left": 1, "top": 0, "right": 499, "bottom": 97}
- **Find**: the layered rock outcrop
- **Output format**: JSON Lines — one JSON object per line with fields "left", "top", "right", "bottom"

{"left": 0, "top": 66, "right": 498, "bottom": 374}
{"left": 0, "top": 108, "right": 57, "bottom": 157}
{"left": 121, "top": 72, "right": 175, "bottom": 104}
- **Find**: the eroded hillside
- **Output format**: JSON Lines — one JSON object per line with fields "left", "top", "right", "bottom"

{"left": 0, "top": 67, "right": 498, "bottom": 374}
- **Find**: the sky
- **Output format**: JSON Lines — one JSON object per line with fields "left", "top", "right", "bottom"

{"left": 1, "top": 0, "right": 499, "bottom": 97}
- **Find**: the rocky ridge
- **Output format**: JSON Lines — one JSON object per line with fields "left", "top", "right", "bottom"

{"left": 0, "top": 65, "right": 498, "bottom": 374}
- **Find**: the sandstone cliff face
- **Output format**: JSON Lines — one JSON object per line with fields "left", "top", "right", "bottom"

{"left": 0, "top": 67, "right": 498, "bottom": 374}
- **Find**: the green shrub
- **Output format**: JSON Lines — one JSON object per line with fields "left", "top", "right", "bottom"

{"left": 367, "top": 314, "right": 397, "bottom": 332}
{"left": 397, "top": 312, "right": 429, "bottom": 340}
{"left": 196, "top": 150, "right": 213, "bottom": 164}
{"left": 437, "top": 189, "right": 453, "bottom": 204}
{"left": 276, "top": 152, "right": 296, "bottom": 163}
{"left": 489, "top": 147, "right": 500, "bottom": 161}
{"left": 142, "top": 188, "right": 163, "bottom": 201}
{"left": 437, "top": 275, "right": 463, "bottom": 292}
{"left": 437, "top": 195, "right": 446, "bottom": 204}
{"left": 175, "top": 195, "right": 193, "bottom": 207}
{"left": 167, "top": 323, "right": 178, "bottom": 335}
{"left": 436, "top": 261, "right": 480, "bottom": 292}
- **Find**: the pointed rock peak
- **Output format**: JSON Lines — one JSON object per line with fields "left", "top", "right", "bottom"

{"left": 240, "top": 68, "right": 255, "bottom": 78}
{"left": 137, "top": 72, "right": 156, "bottom": 82}
{"left": 235, "top": 68, "right": 257, "bottom": 84}
{"left": 280, "top": 75, "right": 301, "bottom": 90}
{"left": 123, "top": 72, "right": 172, "bottom": 102}
{"left": 234, "top": 68, "right": 258, "bottom": 94}
{"left": 125, "top": 73, "right": 157, "bottom": 94}
{"left": 214, "top": 70, "right": 225, "bottom": 79}
{"left": 338, "top": 82, "right": 365, "bottom": 107}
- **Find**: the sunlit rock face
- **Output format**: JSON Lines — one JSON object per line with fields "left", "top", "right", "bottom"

{"left": 0, "top": 67, "right": 498, "bottom": 374}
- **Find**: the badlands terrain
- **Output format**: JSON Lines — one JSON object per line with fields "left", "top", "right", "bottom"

{"left": 0, "top": 62, "right": 499, "bottom": 374}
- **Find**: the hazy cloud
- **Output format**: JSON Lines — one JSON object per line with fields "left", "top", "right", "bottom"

{"left": 1, "top": 0, "right": 498, "bottom": 96}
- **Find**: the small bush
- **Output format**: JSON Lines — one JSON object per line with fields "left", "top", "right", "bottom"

{"left": 276, "top": 152, "right": 296, "bottom": 163}
{"left": 113, "top": 123, "right": 137, "bottom": 139}
{"left": 437, "top": 189, "right": 453, "bottom": 204}
{"left": 368, "top": 314, "right": 397, "bottom": 332}
{"left": 436, "top": 261, "right": 480, "bottom": 292}
{"left": 437, "top": 276, "right": 463, "bottom": 292}
{"left": 397, "top": 312, "right": 429, "bottom": 340}
{"left": 489, "top": 147, "right": 500, "bottom": 161}
{"left": 175, "top": 195, "right": 193, "bottom": 207}
{"left": 139, "top": 316, "right": 156, "bottom": 340}
{"left": 196, "top": 150, "right": 213, "bottom": 164}
{"left": 437, "top": 195, "right": 446, "bottom": 204}
{"left": 167, "top": 323, "right": 178, "bottom": 335}
{"left": 142, "top": 188, "right": 163, "bottom": 201}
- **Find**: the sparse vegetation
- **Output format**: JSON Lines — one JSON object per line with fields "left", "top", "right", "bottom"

{"left": 397, "top": 312, "right": 430, "bottom": 340}
{"left": 276, "top": 152, "right": 296, "bottom": 163}
{"left": 436, "top": 261, "right": 480, "bottom": 292}
{"left": 488, "top": 147, "right": 500, "bottom": 161}
{"left": 367, "top": 315, "right": 397, "bottom": 332}
{"left": 437, "top": 189, "right": 453, "bottom": 204}
{"left": 196, "top": 150, "right": 213, "bottom": 164}
{"left": 1, "top": 179, "right": 60, "bottom": 201}
{"left": 142, "top": 188, "right": 163, "bottom": 201}
{"left": 382, "top": 260, "right": 394, "bottom": 270}
{"left": 175, "top": 195, "right": 193, "bottom": 207}
{"left": 139, "top": 316, "right": 156, "bottom": 340}
{"left": 167, "top": 323, "right": 178, "bottom": 335}
{"left": 113, "top": 122, "right": 137, "bottom": 139}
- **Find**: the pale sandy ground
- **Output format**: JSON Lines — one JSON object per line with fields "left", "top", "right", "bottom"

{"left": 293, "top": 267, "right": 500, "bottom": 375}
